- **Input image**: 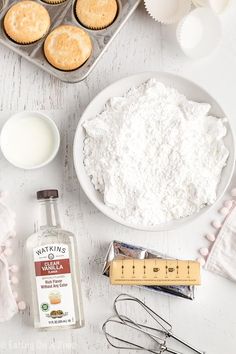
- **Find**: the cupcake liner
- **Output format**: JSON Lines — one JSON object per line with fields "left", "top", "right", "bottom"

{"left": 176, "top": 8, "right": 222, "bottom": 59}
{"left": 42, "top": 0, "right": 67, "bottom": 4}
{"left": 192, "top": 0, "right": 231, "bottom": 13}
{"left": 75, "top": 15, "right": 117, "bottom": 30}
{"left": 79, "top": 24, "right": 114, "bottom": 30}
{"left": 4, "top": 32, "right": 48, "bottom": 45}
{"left": 4, "top": 26, "right": 50, "bottom": 45}
{"left": 208, "top": 0, "right": 231, "bottom": 14}
{"left": 7, "top": 39, "right": 39, "bottom": 45}
{"left": 192, "top": 0, "right": 208, "bottom": 7}
{"left": 144, "top": 0, "right": 191, "bottom": 24}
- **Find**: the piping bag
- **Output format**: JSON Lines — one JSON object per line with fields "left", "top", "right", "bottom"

{"left": 0, "top": 194, "right": 18, "bottom": 321}
{"left": 205, "top": 202, "right": 236, "bottom": 281}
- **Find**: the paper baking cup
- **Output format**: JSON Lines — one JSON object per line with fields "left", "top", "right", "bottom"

{"left": 42, "top": 0, "right": 67, "bottom": 4}
{"left": 75, "top": 12, "right": 117, "bottom": 30}
{"left": 144, "top": 0, "right": 191, "bottom": 24}
{"left": 192, "top": 0, "right": 208, "bottom": 7}
{"left": 192, "top": 0, "right": 231, "bottom": 13}
{"left": 176, "top": 8, "right": 221, "bottom": 59}
{"left": 208, "top": 0, "right": 231, "bottom": 13}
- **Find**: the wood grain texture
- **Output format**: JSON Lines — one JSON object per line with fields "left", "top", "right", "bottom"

{"left": 0, "top": 2, "right": 236, "bottom": 353}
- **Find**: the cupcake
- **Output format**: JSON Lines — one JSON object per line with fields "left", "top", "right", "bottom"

{"left": 44, "top": 25, "right": 92, "bottom": 71}
{"left": 75, "top": 0, "right": 118, "bottom": 30}
{"left": 4, "top": 1, "right": 50, "bottom": 44}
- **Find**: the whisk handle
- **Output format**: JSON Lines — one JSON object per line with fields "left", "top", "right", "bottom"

{"left": 165, "top": 348, "right": 186, "bottom": 354}
{"left": 170, "top": 333, "right": 205, "bottom": 354}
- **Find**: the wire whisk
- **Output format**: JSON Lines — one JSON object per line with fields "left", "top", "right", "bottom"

{"left": 102, "top": 294, "right": 205, "bottom": 354}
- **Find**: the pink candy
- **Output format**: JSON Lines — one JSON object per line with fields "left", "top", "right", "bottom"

{"left": 11, "top": 276, "right": 19, "bottom": 285}
{"left": 206, "top": 233, "right": 216, "bottom": 242}
{"left": 9, "top": 264, "right": 19, "bottom": 273}
{"left": 4, "top": 247, "right": 13, "bottom": 256}
{"left": 219, "top": 207, "right": 229, "bottom": 216}
{"left": 18, "top": 301, "right": 26, "bottom": 311}
{"left": 200, "top": 247, "right": 209, "bottom": 256}
{"left": 224, "top": 200, "right": 233, "bottom": 209}
{"left": 212, "top": 220, "right": 221, "bottom": 229}
{"left": 196, "top": 257, "right": 205, "bottom": 266}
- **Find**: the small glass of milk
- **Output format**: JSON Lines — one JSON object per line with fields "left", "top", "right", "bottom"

{"left": 0, "top": 112, "right": 60, "bottom": 169}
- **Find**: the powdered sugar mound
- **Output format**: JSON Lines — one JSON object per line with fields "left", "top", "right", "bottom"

{"left": 83, "top": 79, "right": 229, "bottom": 226}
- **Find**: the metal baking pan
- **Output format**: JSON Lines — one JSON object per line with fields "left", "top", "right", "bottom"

{"left": 0, "top": 0, "right": 141, "bottom": 83}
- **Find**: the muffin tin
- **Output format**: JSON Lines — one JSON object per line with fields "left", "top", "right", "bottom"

{"left": 0, "top": 0, "right": 141, "bottom": 83}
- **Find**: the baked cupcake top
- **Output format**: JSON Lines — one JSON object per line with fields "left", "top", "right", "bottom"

{"left": 4, "top": 1, "right": 50, "bottom": 44}
{"left": 75, "top": 0, "right": 118, "bottom": 30}
{"left": 44, "top": 25, "right": 92, "bottom": 71}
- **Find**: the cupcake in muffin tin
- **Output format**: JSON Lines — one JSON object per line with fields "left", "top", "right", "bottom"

{"left": 0, "top": 0, "right": 139, "bottom": 81}
{"left": 75, "top": 0, "right": 118, "bottom": 30}
{"left": 44, "top": 24, "right": 92, "bottom": 70}
{"left": 2, "top": 0, "right": 119, "bottom": 70}
{"left": 4, "top": 1, "right": 50, "bottom": 44}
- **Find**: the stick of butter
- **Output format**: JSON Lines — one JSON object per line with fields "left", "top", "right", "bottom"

{"left": 110, "top": 259, "right": 201, "bottom": 286}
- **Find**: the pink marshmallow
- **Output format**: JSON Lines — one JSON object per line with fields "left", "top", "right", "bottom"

{"left": 212, "top": 220, "right": 221, "bottom": 229}
{"left": 196, "top": 257, "right": 205, "bottom": 266}
{"left": 18, "top": 301, "right": 26, "bottom": 311}
{"left": 206, "top": 233, "right": 216, "bottom": 242}
{"left": 11, "top": 276, "right": 19, "bottom": 285}
{"left": 10, "top": 265, "right": 19, "bottom": 273}
{"left": 4, "top": 247, "right": 13, "bottom": 257}
{"left": 219, "top": 207, "right": 229, "bottom": 216}
{"left": 200, "top": 247, "right": 209, "bottom": 256}
{"left": 224, "top": 200, "right": 233, "bottom": 209}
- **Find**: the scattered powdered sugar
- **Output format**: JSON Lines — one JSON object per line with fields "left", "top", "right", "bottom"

{"left": 83, "top": 79, "right": 229, "bottom": 226}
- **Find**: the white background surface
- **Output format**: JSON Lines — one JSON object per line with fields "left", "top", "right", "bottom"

{"left": 0, "top": 1, "right": 236, "bottom": 353}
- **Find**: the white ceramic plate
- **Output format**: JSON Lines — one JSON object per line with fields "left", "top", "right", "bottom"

{"left": 73, "top": 72, "right": 235, "bottom": 231}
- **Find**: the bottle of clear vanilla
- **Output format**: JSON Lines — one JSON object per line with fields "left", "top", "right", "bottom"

{"left": 26, "top": 190, "right": 84, "bottom": 330}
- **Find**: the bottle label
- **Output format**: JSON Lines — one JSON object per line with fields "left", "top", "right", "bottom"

{"left": 33, "top": 243, "right": 76, "bottom": 328}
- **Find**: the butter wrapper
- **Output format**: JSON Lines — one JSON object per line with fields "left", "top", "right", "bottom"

{"left": 102, "top": 240, "right": 194, "bottom": 300}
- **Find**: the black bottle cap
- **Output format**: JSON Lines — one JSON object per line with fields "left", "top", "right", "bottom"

{"left": 37, "top": 190, "right": 59, "bottom": 200}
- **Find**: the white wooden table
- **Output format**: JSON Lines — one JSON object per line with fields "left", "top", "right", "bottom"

{"left": 0, "top": 2, "right": 236, "bottom": 353}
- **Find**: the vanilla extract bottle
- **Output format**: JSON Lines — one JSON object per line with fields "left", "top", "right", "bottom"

{"left": 26, "top": 190, "right": 84, "bottom": 330}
